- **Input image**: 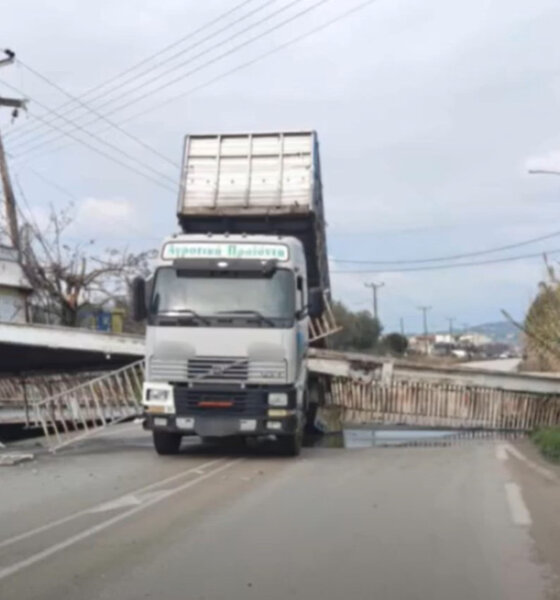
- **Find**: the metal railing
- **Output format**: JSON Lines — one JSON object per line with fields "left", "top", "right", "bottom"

{"left": 309, "top": 292, "right": 341, "bottom": 342}
{"left": 329, "top": 378, "right": 560, "bottom": 430}
{"left": 35, "top": 360, "right": 145, "bottom": 452}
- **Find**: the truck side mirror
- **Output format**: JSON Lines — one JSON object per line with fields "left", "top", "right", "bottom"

{"left": 308, "top": 288, "right": 324, "bottom": 319}
{"left": 131, "top": 276, "right": 147, "bottom": 321}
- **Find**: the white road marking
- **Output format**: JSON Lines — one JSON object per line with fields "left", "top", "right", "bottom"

{"left": 504, "top": 482, "right": 532, "bottom": 526}
{"left": 495, "top": 444, "right": 508, "bottom": 461}
{"left": 0, "top": 458, "right": 242, "bottom": 581}
{"left": 88, "top": 490, "right": 169, "bottom": 513}
{"left": 503, "top": 443, "right": 557, "bottom": 482}
{"left": 0, "top": 458, "right": 222, "bottom": 550}
{"left": 87, "top": 495, "right": 142, "bottom": 513}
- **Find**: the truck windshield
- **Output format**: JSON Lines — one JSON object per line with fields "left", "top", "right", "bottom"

{"left": 150, "top": 267, "right": 296, "bottom": 323}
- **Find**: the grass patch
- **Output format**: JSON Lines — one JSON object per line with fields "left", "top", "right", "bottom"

{"left": 532, "top": 428, "right": 560, "bottom": 462}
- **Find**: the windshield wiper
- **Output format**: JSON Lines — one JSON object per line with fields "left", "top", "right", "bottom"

{"left": 215, "top": 310, "right": 276, "bottom": 326}
{"left": 158, "top": 309, "right": 210, "bottom": 325}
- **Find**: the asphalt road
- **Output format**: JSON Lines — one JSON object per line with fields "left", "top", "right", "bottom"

{"left": 1, "top": 427, "right": 559, "bottom": 600}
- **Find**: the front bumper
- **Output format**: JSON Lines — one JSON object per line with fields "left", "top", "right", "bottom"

{"left": 143, "top": 384, "right": 300, "bottom": 437}
{"left": 144, "top": 413, "right": 299, "bottom": 437}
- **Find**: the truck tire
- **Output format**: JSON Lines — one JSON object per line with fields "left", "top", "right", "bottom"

{"left": 277, "top": 430, "right": 302, "bottom": 456}
{"left": 153, "top": 431, "right": 182, "bottom": 455}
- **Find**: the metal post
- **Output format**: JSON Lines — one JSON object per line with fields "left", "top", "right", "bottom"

{"left": 21, "top": 375, "right": 30, "bottom": 428}
{"left": 364, "top": 282, "right": 384, "bottom": 321}
{"left": 417, "top": 306, "right": 432, "bottom": 354}
{"left": 446, "top": 317, "right": 455, "bottom": 339}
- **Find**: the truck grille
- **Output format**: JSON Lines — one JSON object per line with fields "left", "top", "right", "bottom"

{"left": 149, "top": 358, "right": 188, "bottom": 381}
{"left": 150, "top": 356, "right": 287, "bottom": 383}
{"left": 188, "top": 356, "right": 248, "bottom": 382}
{"left": 174, "top": 388, "right": 266, "bottom": 416}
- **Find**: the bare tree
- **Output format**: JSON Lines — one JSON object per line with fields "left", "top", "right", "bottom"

{"left": 20, "top": 202, "right": 156, "bottom": 328}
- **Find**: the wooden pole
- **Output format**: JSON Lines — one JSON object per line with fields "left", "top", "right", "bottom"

{"left": 0, "top": 130, "right": 19, "bottom": 249}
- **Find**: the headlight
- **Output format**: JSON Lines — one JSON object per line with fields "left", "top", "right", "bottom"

{"left": 147, "top": 388, "right": 170, "bottom": 401}
{"left": 268, "top": 392, "right": 288, "bottom": 407}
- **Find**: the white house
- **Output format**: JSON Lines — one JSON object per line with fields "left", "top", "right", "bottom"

{"left": 0, "top": 245, "right": 31, "bottom": 323}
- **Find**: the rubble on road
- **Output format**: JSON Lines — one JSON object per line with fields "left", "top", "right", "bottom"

{"left": 0, "top": 452, "right": 34, "bottom": 466}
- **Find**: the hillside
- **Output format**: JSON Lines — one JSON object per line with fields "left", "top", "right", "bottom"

{"left": 468, "top": 320, "right": 520, "bottom": 345}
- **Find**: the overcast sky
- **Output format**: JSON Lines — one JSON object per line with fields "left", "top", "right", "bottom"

{"left": 1, "top": 0, "right": 560, "bottom": 333}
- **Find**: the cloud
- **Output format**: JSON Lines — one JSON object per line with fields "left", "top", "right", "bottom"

{"left": 525, "top": 151, "right": 560, "bottom": 174}
{"left": 70, "top": 197, "right": 140, "bottom": 240}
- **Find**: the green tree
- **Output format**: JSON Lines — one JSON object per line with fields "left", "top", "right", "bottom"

{"left": 382, "top": 332, "right": 409, "bottom": 356}
{"left": 330, "top": 301, "right": 382, "bottom": 351}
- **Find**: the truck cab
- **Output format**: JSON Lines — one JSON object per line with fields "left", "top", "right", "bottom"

{"left": 134, "top": 233, "right": 324, "bottom": 455}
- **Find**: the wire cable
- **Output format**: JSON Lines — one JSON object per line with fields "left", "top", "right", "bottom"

{"left": 0, "top": 79, "right": 177, "bottom": 189}
{"left": 7, "top": 0, "right": 285, "bottom": 152}
{"left": 14, "top": 0, "right": 321, "bottom": 158}
{"left": 12, "top": 103, "right": 176, "bottom": 192}
{"left": 4, "top": 0, "right": 260, "bottom": 144}
{"left": 16, "top": 0, "right": 376, "bottom": 164}
{"left": 16, "top": 61, "right": 180, "bottom": 168}
{"left": 333, "top": 229, "right": 560, "bottom": 265}
{"left": 331, "top": 248, "right": 560, "bottom": 274}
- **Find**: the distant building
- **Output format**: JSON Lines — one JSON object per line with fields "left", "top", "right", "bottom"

{"left": 458, "top": 332, "right": 492, "bottom": 347}
{"left": 0, "top": 245, "right": 31, "bottom": 323}
{"left": 408, "top": 334, "right": 436, "bottom": 355}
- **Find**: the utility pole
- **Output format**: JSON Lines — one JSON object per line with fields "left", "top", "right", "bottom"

{"left": 400, "top": 317, "right": 405, "bottom": 337}
{"left": 417, "top": 306, "right": 431, "bottom": 336}
{"left": 417, "top": 305, "right": 431, "bottom": 354}
{"left": 364, "top": 282, "right": 384, "bottom": 321}
{"left": 0, "top": 49, "right": 27, "bottom": 251}
{"left": 446, "top": 317, "right": 456, "bottom": 339}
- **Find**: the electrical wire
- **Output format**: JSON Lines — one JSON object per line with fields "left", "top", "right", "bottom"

{"left": 0, "top": 79, "right": 177, "bottom": 190}
{"left": 13, "top": 104, "right": 176, "bottom": 192}
{"left": 14, "top": 0, "right": 327, "bottom": 159}
{"left": 16, "top": 0, "right": 379, "bottom": 165}
{"left": 4, "top": 0, "right": 260, "bottom": 144}
{"left": 8, "top": 0, "right": 290, "bottom": 153}
{"left": 331, "top": 248, "right": 560, "bottom": 274}
{"left": 333, "top": 229, "right": 560, "bottom": 265}
{"left": 16, "top": 61, "right": 180, "bottom": 168}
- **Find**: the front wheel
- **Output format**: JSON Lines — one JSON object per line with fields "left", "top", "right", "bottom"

{"left": 277, "top": 431, "right": 302, "bottom": 456}
{"left": 153, "top": 430, "right": 182, "bottom": 455}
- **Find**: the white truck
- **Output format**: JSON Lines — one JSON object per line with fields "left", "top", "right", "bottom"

{"left": 133, "top": 131, "right": 333, "bottom": 456}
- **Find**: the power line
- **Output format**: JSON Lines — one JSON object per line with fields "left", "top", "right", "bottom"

{"left": 16, "top": 103, "right": 176, "bottom": 192}
{"left": 333, "top": 229, "right": 560, "bottom": 265}
{"left": 16, "top": 0, "right": 380, "bottom": 165}
{"left": 10, "top": 0, "right": 309, "bottom": 157}
{"left": 16, "top": 61, "right": 180, "bottom": 168}
{"left": 331, "top": 248, "right": 560, "bottom": 274}
{"left": 15, "top": 0, "right": 330, "bottom": 160}
{"left": 3, "top": 0, "right": 260, "bottom": 145}
{"left": 0, "top": 79, "right": 177, "bottom": 191}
